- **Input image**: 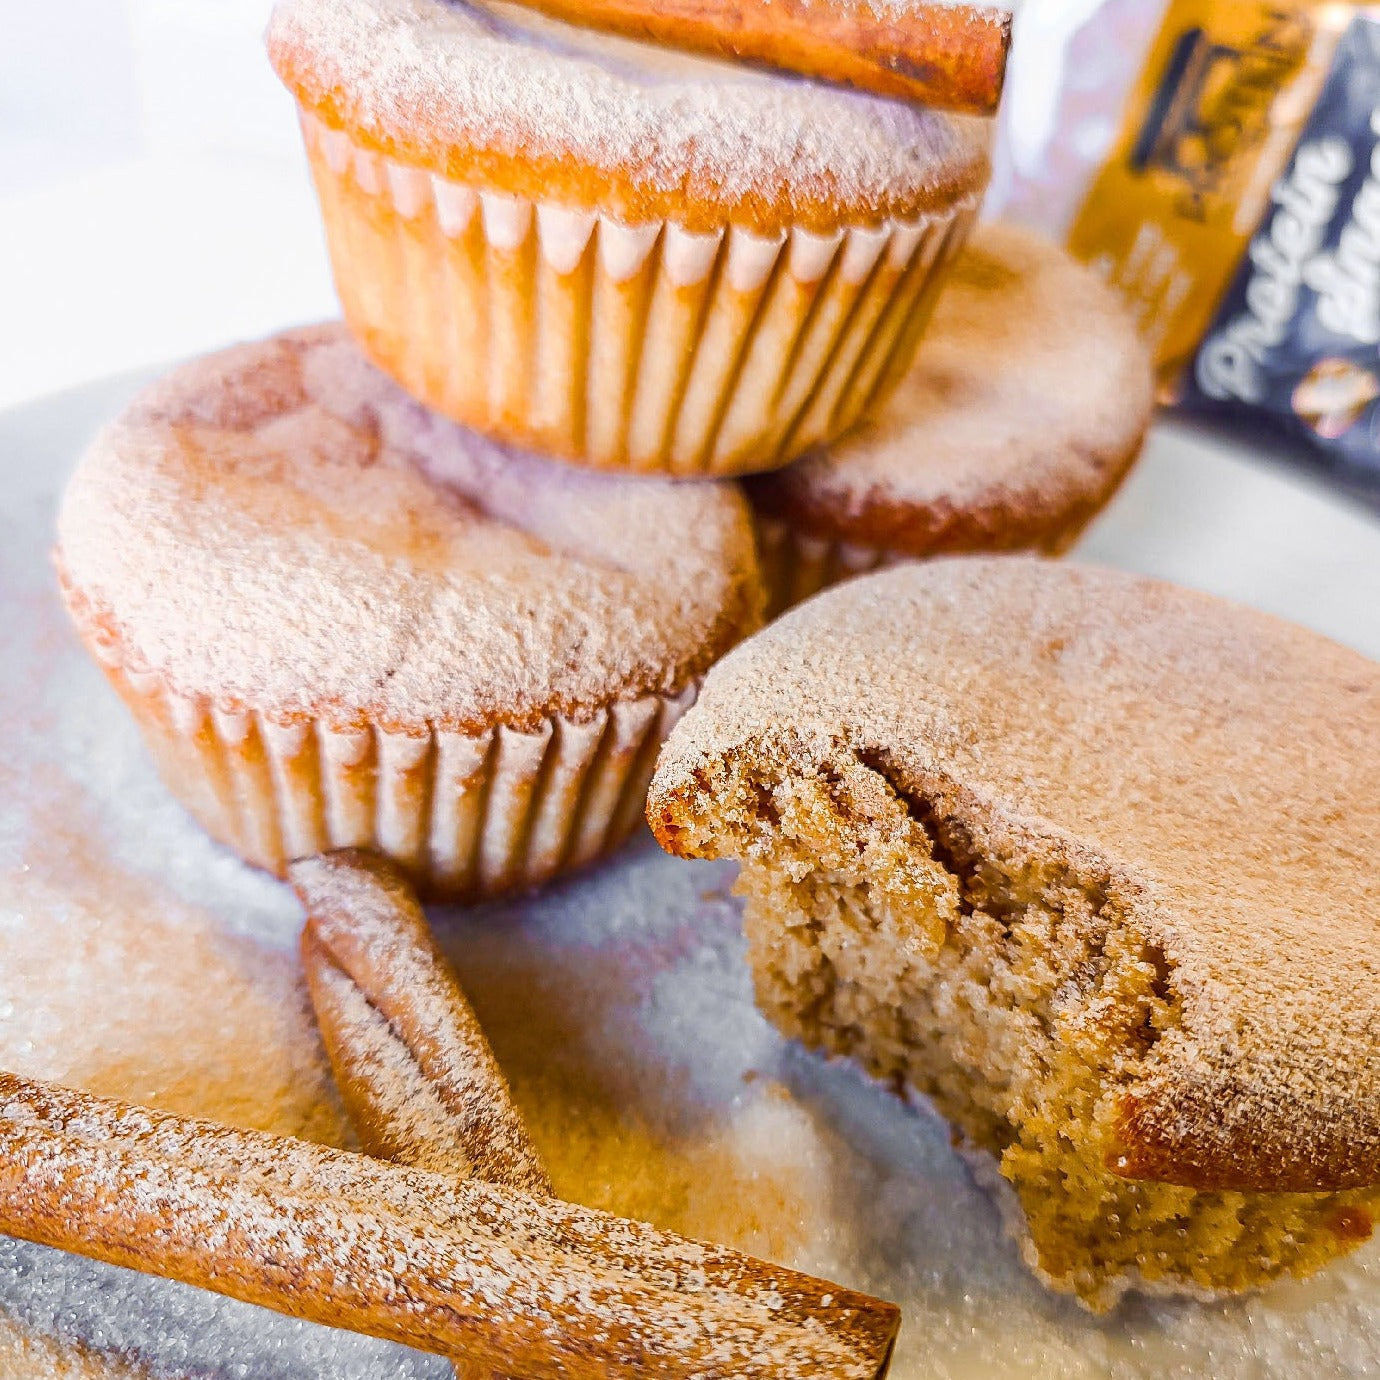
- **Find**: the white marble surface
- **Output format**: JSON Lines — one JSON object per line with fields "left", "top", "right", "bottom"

{"left": 0, "top": 0, "right": 330, "bottom": 412}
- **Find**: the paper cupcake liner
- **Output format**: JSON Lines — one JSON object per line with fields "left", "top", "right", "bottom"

{"left": 754, "top": 517, "right": 893, "bottom": 620}
{"left": 87, "top": 636, "right": 695, "bottom": 901}
{"left": 756, "top": 505, "right": 1101, "bottom": 619}
{"left": 298, "top": 112, "right": 978, "bottom": 478}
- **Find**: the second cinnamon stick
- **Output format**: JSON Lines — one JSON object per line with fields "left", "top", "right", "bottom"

{"left": 293, "top": 851, "right": 551, "bottom": 1196}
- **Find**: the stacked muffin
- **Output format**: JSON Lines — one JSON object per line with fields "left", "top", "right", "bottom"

{"left": 55, "top": 1, "right": 1149, "bottom": 900}
{"left": 264, "top": 0, "right": 989, "bottom": 476}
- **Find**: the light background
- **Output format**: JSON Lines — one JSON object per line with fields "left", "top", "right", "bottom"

{"left": 0, "top": 0, "right": 333, "bottom": 410}
{"left": 0, "top": 0, "right": 1171, "bottom": 410}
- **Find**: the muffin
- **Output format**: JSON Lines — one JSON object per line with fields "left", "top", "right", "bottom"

{"left": 265, "top": 0, "right": 990, "bottom": 478}
{"left": 56, "top": 324, "right": 762, "bottom": 900}
{"left": 747, "top": 226, "right": 1154, "bottom": 614}
{"left": 648, "top": 559, "right": 1380, "bottom": 1310}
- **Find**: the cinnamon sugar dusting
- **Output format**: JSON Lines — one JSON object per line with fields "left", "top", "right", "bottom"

{"left": 650, "top": 558, "right": 1380, "bottom": 1191}
{"left": 55, "top": 324, "right": 761, "bottom": 734}
{"left": 293, "top": 850, "right": 551, "bottom": 1195}
{"left": 0, "top": 785, "right": 346, "bottom": 1146}
{"left": 748, "top": 225, "right": 1154, "bottom": 550}
{"left": 0, "top": 1327, "right": 149, "bottom": 1380}
{"left": 307, "top": 958, "right": 480, "bottom": 1176}
{"left": 265, "top": 0, "right": 990, "bottom": 224}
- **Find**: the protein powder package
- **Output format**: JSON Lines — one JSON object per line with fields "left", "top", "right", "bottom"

{"left": 995, "top": 1, "right": 1380, "bottom": 496}
{"left": 1183, "top": 14, "right": 1380, "bottom": 474}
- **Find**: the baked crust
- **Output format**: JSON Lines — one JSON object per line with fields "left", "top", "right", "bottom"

{"left": 745, "top": 226, "right": 1154, "bottom": 557}
{"left": 266, "top": 0, "right": 992, "bottom": 234}
{"left": 649, "top": 560, "right": 1380, "bottom": 1194}
{"left": 54, "top": 324, "right": 763, "bottom": 738}
{"left": 747, "top": 435, "right": 1142, "bottom": 561}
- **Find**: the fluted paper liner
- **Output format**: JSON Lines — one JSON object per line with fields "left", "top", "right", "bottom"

{"left": 754, "top": 516, "right": 892, "bottom": 619}
{"left": 87, "top": 633, "right": 696, "bottom": 901}
{"left": 755, "top": 499, "right": 1106, "bottom": 619}
{"left": 299, "top": 112, "right": 977, "bottom": 478}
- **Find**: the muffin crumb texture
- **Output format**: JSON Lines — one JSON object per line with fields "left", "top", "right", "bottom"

{"left": 663, "top": 743, "right": 1378, "bottom": 1311}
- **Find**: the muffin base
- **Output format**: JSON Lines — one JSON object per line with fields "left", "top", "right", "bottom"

{"left": 299, "top": 113, "right": 977, "bottom": 478}
{"left": 754, "top": 512, "right": 1092, "bottom": 620}
{"left": 89, "top": 644, "right": 694, "bottom": 903}
{"left": 754, "top": 519, "right": 890, "bottom": 619}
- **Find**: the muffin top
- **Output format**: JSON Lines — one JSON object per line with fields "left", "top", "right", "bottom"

{"left": 56, "top": 325, "right": 762, "bottom": 734}
{"left": 265, "top": 0, "right": 991, "bottom": 232}
{"left": 747, "top": 226, "right": 1155, "bottom": 554}
{"left": 650, "top": 559, "right": 1380, "bottom": 1194}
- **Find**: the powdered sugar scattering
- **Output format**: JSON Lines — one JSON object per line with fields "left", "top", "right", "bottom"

{"left": 0, "top": 374, "right": 1375, "bottom": 1375}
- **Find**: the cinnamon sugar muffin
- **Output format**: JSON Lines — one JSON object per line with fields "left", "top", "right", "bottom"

{"left": 56, "top": 325, "right": 762, "bottom": 900}
{"left": 648, "top": 559, "right": 1380, "bottom": 1310}
{"left": 265, "top": 0, "right": 989, "bottom": 477}
{"left": 747, "top": 226, "right": 1154, "bottom": 614}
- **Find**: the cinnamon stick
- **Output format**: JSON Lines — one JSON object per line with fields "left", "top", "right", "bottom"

{"left": 292, "top": 851, "right": 550, "bottom": 1196}
{"left": 295, "top": 851, "right": 551, "bottom": 1380}
{"left": 508, "top": 0, "right": 1011, "bottom": 115}
{"left": 0, "top": 1071, "right": 900, "bottom": 1378}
